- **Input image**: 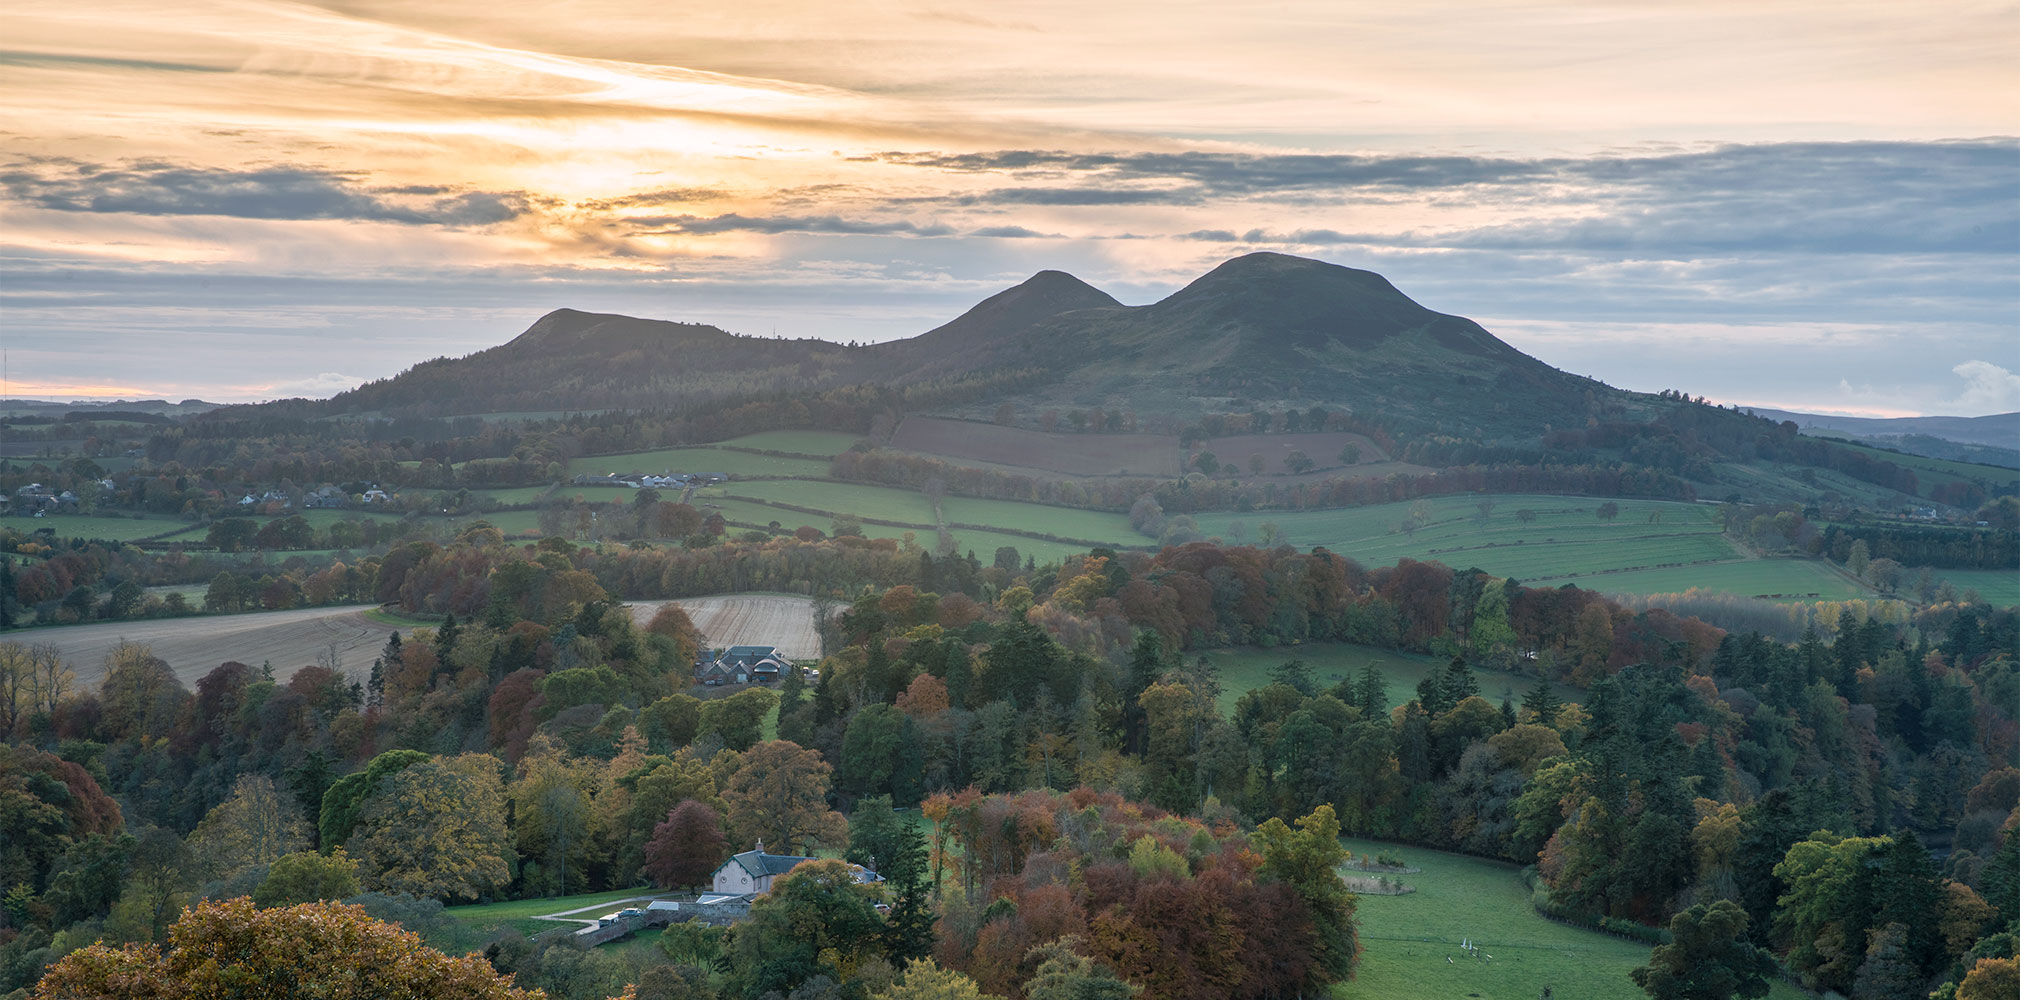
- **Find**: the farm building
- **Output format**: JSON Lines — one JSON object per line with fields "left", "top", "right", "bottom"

{"left": 694, "top": 644, "right": 794, "bottom": 685}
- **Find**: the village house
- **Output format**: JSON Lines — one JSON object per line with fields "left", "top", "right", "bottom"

{"left": 706, "top": 841, "right": 882, "bottom": 899}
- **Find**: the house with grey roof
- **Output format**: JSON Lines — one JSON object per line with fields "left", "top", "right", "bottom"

{"left": 707, "top": 841, "right": 882, "bottom": 898}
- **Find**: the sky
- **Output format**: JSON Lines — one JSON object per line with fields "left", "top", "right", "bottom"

{"left": 1, "top": 0, "right": 2016, "bottom": 416}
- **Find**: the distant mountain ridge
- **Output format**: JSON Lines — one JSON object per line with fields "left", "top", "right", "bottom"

{"left": 1742, "top": 406, "right": 2020, "bottom": 470}
{"left": 293, "top": 253, "right": 1627, "bottom": 438}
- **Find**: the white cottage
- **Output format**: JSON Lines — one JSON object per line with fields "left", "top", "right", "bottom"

{"left": 708, "top": 841, "right": 883, "bottom": 898}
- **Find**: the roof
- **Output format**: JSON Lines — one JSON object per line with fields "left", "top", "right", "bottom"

{"left": 724, "top": 645, "right": 779, "bottom": 657}
{"left": 730, "top": 848, "right": 816, "bottom": 879}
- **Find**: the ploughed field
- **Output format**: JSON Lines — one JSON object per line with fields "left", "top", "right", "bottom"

{"left": 30, "top": 593, "right": 816, "bottom": 688}
{"left": 630, "top": 593, "right": 819, "bottom": 660}
{"left": 33, "top": 604, "right": 395, "bottom": 688}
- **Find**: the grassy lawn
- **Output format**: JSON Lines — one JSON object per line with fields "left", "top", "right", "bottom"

{"left": 1833, "top": 441, "right": 2020, "bottom": 492}
{"left": 1333, "top": 837, "right": 1808, "bottom": 1000}
{"left": 1198, "top": 642, "right": 1578, "bottom": 716}
{"left": 1940, "top": 568, "right": 2020, "bottom": 608}
{"left": 445, "top": 888, "right": 660, "bottom": 939}
{"left": 714, "top": 430, "right": 864, "bottom": 457}
{"left": 566, "top": 448, "right": 832, "bottom": 480}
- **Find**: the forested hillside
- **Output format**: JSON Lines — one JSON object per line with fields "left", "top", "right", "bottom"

{"left": 3, "top": 527, "right": 2017, "bottom": 998}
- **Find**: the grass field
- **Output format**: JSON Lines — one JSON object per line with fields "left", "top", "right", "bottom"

{"left": 468, "top": 485, "right": 558, "bottom": 505}
{"left": 8, "top": 512, "right": 192, "bottom": 541}
{"left": 565, "top": 448, "right": 831, "bottom": 480}
{"left": 1333, "top": 837, "right": 1807, "bottom": 1000}
{"left": 1591, "top": 558, "right": 1869, "bottom": 601}
{"left": 1835, "top": 440, "right": 2020, "bottom": 492}
{"left": 704, "top": 498, "right": 1095, "bottom": 564}
{"left": 1181, "top": 495, "right": 1866, "bottom": 599}
{"left": 941, "top": 527, "right": 1094, "bottom": 566}
{"left": 722, "top": 480, "right": 943, "bottom": 526}
{"left": 1199, "top": 643, "right": 1575, "bottom": 716}
{"left": 445, "top": 888, "right": 657, "bottom": 939}
{"left": 713, "top": 430, "right": 864, "bottom": 457}
{"left": 1940, "top": 568, "right": 2020, "bottom": 607}
{"left": 939, "top": 497, "right": 1139, "bottom": 545}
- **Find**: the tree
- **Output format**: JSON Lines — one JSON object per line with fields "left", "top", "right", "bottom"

{"left": 871, "top": 959, "right": 993, "bottom": 1000}
{"left": 1597, "top": 502, "right": 1621, "bottom": 522}
{"left": 727, "top": 860, "right": 886, "bottom": 998}
{"left": 1630, "top": 899, "right": 1774, "bottom": 1000}
{"left": 319, "top": 748, "right": 429, "bottom": 848}
{"left": 1252, "top": 804, "right": 1358, "bottom": 990}
{"left": 1958, "top": 958, "right": 2020, "bottom": 1000}
{"left": 511, "top": 736, "right": 593, "bottom": 898}
{"left": 252, "top": 848, "right": 360, "bottom": 907}
{"left": 1024, "top": 939, "right": 1139, "bottom": 1000}
{"left": 722, "top": 740, "right": 848, "bottom": 856}
{"left": 642, "top": 800, "right": 727, "bottom": 891}
{"left": 187, "top": 774, "right": 310, "bottom": 891}
{"left": 348, "top": 757, "right": 512, "bottom": 903}
{"left": 1282, "top": 450, "right": 1313, "bottom": 474}
{"left": 36, "top": 897, "right": 543, "bottom": 998}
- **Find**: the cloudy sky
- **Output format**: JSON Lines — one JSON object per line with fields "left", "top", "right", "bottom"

{"left": 2, "top": 0, "right": 2016, "bottom": 415}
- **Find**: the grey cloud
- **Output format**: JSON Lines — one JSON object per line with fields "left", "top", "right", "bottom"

{"left": 0, "top": 160, "right": 537, "bottom": 226}
{"left": 878, "top": 140, "right": 2020, "bottom": 255}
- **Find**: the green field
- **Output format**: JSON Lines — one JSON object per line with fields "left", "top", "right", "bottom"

{"left": 939, "top": 496, "right": 1139, "bottom": 545}
{"left": 7, "top": 512, "right": 193, "bottom": 541}
{"left": 1940, "top": 568, "right": 2020, "bottom": 607}
{"left": 722, "top": 480, "right": 942, "bottom": 526}
{"left": 445, "top": 888, "right": 659, "bottom": 940}
{"left": 566, "top": 448, "right": 831, "bottom": 480}
{"left": 705, "top": 498, "right": 1094, "bottom": 564}
{"left": 712, "top": 430, "right": 864, "bottom": 457}
{"left": 1333, "top": 837, "right": 1806, "bottom": 1000}
{"left": 1588, "top": 558, "right": 1869, "bottom": 601}
{"left": 1182, "top": 495, "right": 1857, "bottom": 598}
{"left": 1835, "top": 440, "right": 2020, "bottom": 492}
{"left": 1199, "top": 643, "right": 1574, "bottom": 716}
{"left": 468, "top": 485, "right": 558, "bottom": 505}
{"left": 941, "top": 527, "right": 1094, "bottom": 566}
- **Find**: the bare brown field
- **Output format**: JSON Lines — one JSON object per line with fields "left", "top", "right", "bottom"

{"left": 28, "top": 605, "right": 395, "bottom": 689}
{"left": 890, "top": 416, "right": 1182, "bottom": 477}
{"left": 1202, "top": 431, "right": 1390, "bottom": 475}
{"left": 31, "top": 593, "right": 820, "bottom": 693}
{"left": 634, "top": 594, "right": 819, "bottom": 660}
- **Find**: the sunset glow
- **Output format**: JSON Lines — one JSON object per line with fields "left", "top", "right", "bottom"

{"left": 2, "top": 0, "right": 2015, "bottom": 412}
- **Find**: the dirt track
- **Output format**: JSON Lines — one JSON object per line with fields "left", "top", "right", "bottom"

{"left": 25, "top": 593, "right": 820, "bottom": 690}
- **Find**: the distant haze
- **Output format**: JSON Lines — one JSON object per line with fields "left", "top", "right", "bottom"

{"left": 2, "top": 1, "right": 2015, "bottom": 415}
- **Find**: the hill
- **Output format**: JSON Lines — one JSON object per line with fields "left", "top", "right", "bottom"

{"left": 286, "top": 253, "right": 1618, "bottom": 440}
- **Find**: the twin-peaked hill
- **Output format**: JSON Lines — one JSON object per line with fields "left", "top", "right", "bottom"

{"left": 307, "top": 253, "right": 1626, "bottom": 438}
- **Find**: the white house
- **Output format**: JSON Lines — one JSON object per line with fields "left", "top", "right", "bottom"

{"left": 708, "top": 841, "right": 882, "bottom": 898}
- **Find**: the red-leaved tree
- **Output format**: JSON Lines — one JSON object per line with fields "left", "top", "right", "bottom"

{"left": 642, "top": 799, "right": 728, "bottom": 891}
